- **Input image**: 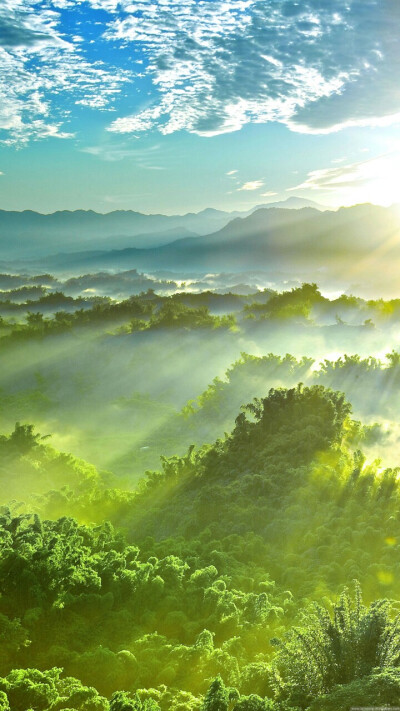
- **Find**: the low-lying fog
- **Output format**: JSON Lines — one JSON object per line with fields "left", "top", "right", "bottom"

{"left": 1, "top": 269, "right": 400, "bottom": 482}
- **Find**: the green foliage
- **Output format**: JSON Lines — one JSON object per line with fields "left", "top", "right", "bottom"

{"left": 110, "top": 690, "right": 161, "bottom": 710}
{"left": 0, "top": 668, "right": 108, "bottom": 710}
{"left": 0, "top": 423, "right": 105, "bottom": 502}
{"left": 276, "top": 582, "right": 400, "bottom": 708}
{"left": 7, "top": 421, "right": 49, "bottom": 453}
{"left": 129, "top": 301, "right": 236, "bottom": 333}
{"left": 2, "top": 382, "right": 400, "bottom": 710}
{"left": 180, "top": 353, "right": 314, "bottom": 444}
{"left": 0, "top": 507, "right": 285, "bottom": 700}
{"left": 201, "top": 676, "right": 232, "bottom": 711}
{"left": 4, "top": 280, "right": 400, "bottom": 709}
{"left": 233, "top": 696, "right": 274, "bottom": 711}
{"left": 244, "top": 284, "right": 323, "bottom": 322}
{"left": 307, "top": 670, "right": 400, "bottom": 710}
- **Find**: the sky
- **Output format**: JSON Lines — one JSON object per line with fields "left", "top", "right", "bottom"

{"left": 0, "top": 0, "right": 399, "bottom": 214}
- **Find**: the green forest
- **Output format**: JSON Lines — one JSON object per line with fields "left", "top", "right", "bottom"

{"left": 1, "top": 277, "right": 400, "bottom": 709}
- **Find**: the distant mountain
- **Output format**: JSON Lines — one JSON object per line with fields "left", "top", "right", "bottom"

{"left": 0, "top": 208, "right": 229, "bottom": 258}
{"left": 250, "top": 196, "right": 328, "bottom": 212}
{"left": 21, "top": 204, "right": 400, "bottom": 287}
{"left": 0, "top": 197, "right": 328, "bottom": 259}
{"left": 95, "top": 226, "right": 199, "bottom": 251}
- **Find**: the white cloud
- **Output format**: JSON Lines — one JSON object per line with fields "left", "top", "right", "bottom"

{"left": 288, "top": 152, "right": 400, "bottom": 206}
{"left": 226, "top": 169, "right": 238, "bottom": 176}
{"left": 81, "top": 142, "right": 162, "bottom": 167}
{"left": 0, "top": 0, "right": 130, "bottom": 145}
{"left": 261, "top": 191, "right": 278, "bottom": 197}
{"left": 103, "top": 0, "right": 400, "bottom": 137}
{"left": 108, "top": 106, "right": 162, "bottom": 134}
{"left": 1, "top": 0, "right": 400, "bottom": 144}
{"left": 238, "top": 180, "right": 264, "bottom": 191}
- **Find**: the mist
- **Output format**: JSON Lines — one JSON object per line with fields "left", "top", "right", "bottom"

{"left": 2, "top": 259, "right": 400, "bottom": 709}
{"left": 1, "top": 276, "right": 400, "bottom": 484}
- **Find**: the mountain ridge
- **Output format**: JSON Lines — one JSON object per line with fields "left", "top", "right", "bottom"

{"left": 0, "top": 196, "right": 328, "bottom": 219}
{"left": 11, "top": 203, "right": 399, "bottom": 288}
{"left": 0, "top": 197, "right": 329, "bottom": 259}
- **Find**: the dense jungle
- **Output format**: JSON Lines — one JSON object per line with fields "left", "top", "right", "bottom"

{"left": 1, "top": 273, "right": 400, "bottom": 710}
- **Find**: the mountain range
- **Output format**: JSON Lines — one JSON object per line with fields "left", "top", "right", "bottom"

{"left": 3, "top": 199, "right": 400, "bottom": 296}
{"left": 15, "top": 202, "right": 397, "bottom": 281}
{"left": 0, "top": 197, "right": 327, "bottom": 258}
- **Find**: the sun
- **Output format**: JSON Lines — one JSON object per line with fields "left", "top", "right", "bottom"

{"left": 347, "top": 150, "right": 400, "bottom": 207}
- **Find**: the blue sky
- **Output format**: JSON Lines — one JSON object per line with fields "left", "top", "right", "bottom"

{"left": 0, "top": 0, "right": 399, "bottom": 213}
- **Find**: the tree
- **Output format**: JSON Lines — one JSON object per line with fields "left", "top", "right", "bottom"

{"left": 232, "top": 695, "right": 274, "bottom": 710}
{"left": 276, "top": 582, "right": 400, "bottom": 708}
{"left": 202, "top": 676, "right": 238, "bottom": 711}
{"left": 26, "top": 311, "right": 45, "bottom": 328}
{"left": 308, "top": 669, "right": 400, "bottom": 710}
{"left": 109, "top": 691, "right": 160, "bottom": 711}
{"left": 8, "top": 422, "right": 47, "bottom": 453}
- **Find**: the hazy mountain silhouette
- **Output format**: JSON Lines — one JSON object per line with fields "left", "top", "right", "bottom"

{"left": 251, "top": 196, "right": 327, "bottom": 211}
{"left": 0, "top": 197, "right": 328, "bottom": 258}
{"left": 20, "top": 204, "right": 400, "bottom": 287}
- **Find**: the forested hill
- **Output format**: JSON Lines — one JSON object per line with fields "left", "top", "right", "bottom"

{"left": 1, "top": 385, "right": 400, "bottom": 708}
{"left": 2, "top": 276, "right": 400, "bottom": 709}
{"left": 113, "top": 382, "right": 400, "bottom": 605}
{"left": 125, "top": 385, "right": 350, "bottom": 541}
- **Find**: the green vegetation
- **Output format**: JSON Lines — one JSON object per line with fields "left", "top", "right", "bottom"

{"left": 6, "top": 279, "right": 400, "bottom": 340}
{"left": 1, "top": 275, "right": 400, "bottom": 709}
